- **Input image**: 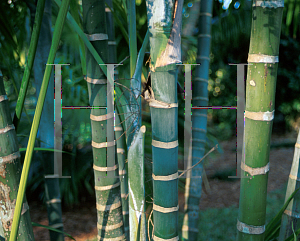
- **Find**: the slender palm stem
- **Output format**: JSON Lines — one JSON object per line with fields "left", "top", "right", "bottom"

{"left": 145, "top": 0, "right": 183, "bottom": 238}
{"left": 83, "top": 0, "right": 126, "bottom": 239}
{"left": 237, "top": 1, "right": 284, "bottom": 240}
{"left": 115, "top": 113, "right": 130, "bottom": 238}
{"left": 105, "top": 0, "right": 130, "bottom": 237}
{"left": 182, "top": 1, "right": 213, "bottom": 240}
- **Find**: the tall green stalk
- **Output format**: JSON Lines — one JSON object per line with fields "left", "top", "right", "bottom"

{"left": 105, "top": 0, "right": 130, "bottom": 237}
{"left": 115, "top": 114, "right": 129, "bottom": 238}
{"left": 237, "top": 1, "right": 284, "bottom": 240}
{"left": 145, "top": 0, "right": 183, "bottom": 238}
{"left": 33, "top": 0, "right": 64, "bottom": 240}
{"left": 0, "top": 74, "right": 34, "bottom": 240}
{"left": 9, "top": 1, "right": 70, "bottom": 240}
{"left": 279, "top": 129, "right": 300, "bottom": 240}
{"left": 82, "top": 0, "right": 125, "bottom": 239}
{"left": 182, "top": 1, "right": 213, "bottom": 240}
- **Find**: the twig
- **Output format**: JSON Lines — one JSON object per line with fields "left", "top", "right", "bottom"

{"left": 178, "top": 144, "right": 218, "bottom": 178}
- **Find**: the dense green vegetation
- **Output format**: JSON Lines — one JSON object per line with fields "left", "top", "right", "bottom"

{"left": 0, "top": 0, "right": 299, "bottom": 240}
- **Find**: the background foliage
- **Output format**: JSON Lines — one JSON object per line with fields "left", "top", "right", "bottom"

{"left": 0, "top": 0, "right": 299, "bottom": 207}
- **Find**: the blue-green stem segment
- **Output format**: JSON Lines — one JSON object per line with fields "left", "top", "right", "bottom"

{"left": 182, "top": 0, "right": 213, "bottom": 240}
{"left": 145, "top": 0, "right": 183, "bottom": 238}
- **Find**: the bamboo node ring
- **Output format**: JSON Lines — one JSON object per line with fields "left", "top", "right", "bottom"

{"left": 144, "top": 87, "right": 178, "bottom": 109}
{"left": 241, "top": 162, "right": 269, "bottom": 176}
{"left": 92, "top": 140, "right": 116, "bottom": 149}
{"left": 85, "top": 76, "right": 107, "bottom": 84}
{"left": 152, "top": 139, "right": 178, "bottom": 149}
{"left": 248, "top": 54, "right": 278, "bottom": 63}
{"left": 245, "top": 110, "right": 274, "bottom": 121}
{"left": 289, "top": 174, "right": 300, "bottom": 181}
{"left": 93, "top": 164, "right": 118, "bottom": 172}
{"left": 284, "top": 210, "right": 300, "bottom": 218}
{"left": 97, "top": 221, "right": 123, "bottom": 231}
{"left": 96, "top": 200, "right": 122, "bottom": 211}
{"left": 90, "top": 112, "right": 114, "bottom": 121}
{"left": 85, "top": 33, "right": 108, "bottom": 41}
{"left": 95, "top": 182, "right": 120, "bottom": 191}
{"left": 0, "top": 151, "right": 20, "bottom": 164}
{"left": 0, "top": 95, "right": 8, "bottom": 102}
{"left": 153, "top": 204, "right": 179, "bottom": 213}
{"left": 152, "top": 172, "right": 178, "bottom": 181}
{"left": 237, "top": 219, "right": 265, "bottom": 234}
{"left": 153, "top": 235, "right": 179, "bottom": 241}
{"left": 97, "top": 234, "right": 126, "bottom": 241}
{"left": 0, "top": 124, "right": 15, "bottom": 134}
{"left": 253, "top": 0, "right": 284, "bottom": 8}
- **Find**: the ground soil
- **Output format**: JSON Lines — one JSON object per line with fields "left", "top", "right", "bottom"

{"left": 29, "top": 131, "right": 298, "bottom": 241}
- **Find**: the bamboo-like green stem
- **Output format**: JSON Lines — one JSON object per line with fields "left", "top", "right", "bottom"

{"left": 279, "top": 129, "right": 300, "bottom": 240}
{"left": 237, "top": 1, "right": 284, "bottom": 240}
{"left": 54, "top": 0, "right": 112, "bottom": 84}
{"left": 105, "top": 0, "right": 130, "bottom": 237}
{"left": 12, "top": 0, "right": 46, "bottom": 131}
{"left": 115, "top": 114, "right": 130, "bottom": 238}
{"left": 9, "top": 1, "right": 70, "bottom": 240}
{"left": 0, "top": 74, "right": 35, "bottom": 240}
{"left": 182, "top": 1, "right": 213, "bottom": 240}
{"left": 83, "top": 0, "right": 125, "bottom": 239}
{"left": 145, "top": 0, "right": 183, "bottom": 238}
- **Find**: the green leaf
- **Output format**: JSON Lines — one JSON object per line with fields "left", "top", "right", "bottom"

{"left": 31, "top": 222, "right": 76, "bottom": 240}
{"left": 265, "top": 187, "right": 300, "bottom": 241}
{"left": 284, "top": 226, "right": 300, "bottom": 241}
{"left": 105, "top": 3, "right": 129, "bottom": 45}
{"left": 19, "top": 147, "right": 75, "bottom": 156}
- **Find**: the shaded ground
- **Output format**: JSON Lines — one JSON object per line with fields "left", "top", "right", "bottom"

{"left": 29, "top": 131, "right": 297, "bottom": 240}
